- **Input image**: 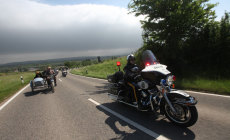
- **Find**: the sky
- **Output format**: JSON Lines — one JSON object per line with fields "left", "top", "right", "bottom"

{"left": 0, "top": 0, "right": 229, "bottom": 64}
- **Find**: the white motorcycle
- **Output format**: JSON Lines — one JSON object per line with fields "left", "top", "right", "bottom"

{"left": 107, "top": 50, "right": 198, "bottom": 127}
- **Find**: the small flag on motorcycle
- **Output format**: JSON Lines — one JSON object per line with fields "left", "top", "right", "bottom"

{"left": 116, "top": 61, "right": 121, "bottom": 66}
{"left": 116, "top": 61, "right": 121, "bottom": 71}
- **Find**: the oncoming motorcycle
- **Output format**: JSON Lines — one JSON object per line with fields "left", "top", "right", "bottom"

{"left": 107, "top": 50, "right": 198, "bottom": 127}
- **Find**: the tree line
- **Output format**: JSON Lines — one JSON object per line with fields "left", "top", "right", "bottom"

{"left": 129, "top": 0, "right": 230, "bottom": 79}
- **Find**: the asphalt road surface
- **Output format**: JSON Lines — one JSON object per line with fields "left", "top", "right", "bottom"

{"left": 0, "top": 73, "right": 230, "bottom": 140}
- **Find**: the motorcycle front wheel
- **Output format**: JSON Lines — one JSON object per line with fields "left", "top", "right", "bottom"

{"left": 51, "top": 82, "right": 55, "bottom": 93}
{"left": 164, "top": 103, "right": 198, "bottom": 127}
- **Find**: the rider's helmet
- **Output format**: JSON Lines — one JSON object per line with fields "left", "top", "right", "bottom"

{"left": 127, "top": 54, "right": 135, "bottom": 63}
{"left": 35, "top": 71, "right": 40, "bottom": 74}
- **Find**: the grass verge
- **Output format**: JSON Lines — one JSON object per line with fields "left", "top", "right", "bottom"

{"left": 176, "top": 78, "right": 230, "bottom": 95}
{"left": 0, "top": 72, "right": 34, "bottom": 104}
{"left": 71, "top": 57, "right": 230, "bottom": 95}
{"left": 71, "top": 57, "right": 127, "bottom": 79}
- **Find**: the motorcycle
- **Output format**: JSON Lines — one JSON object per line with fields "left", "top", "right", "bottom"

{"left": 44, "top": 74, "right": 55, "bottom": 93}
{"left": 107, "top": 50, "right": 198, "bottom": 127}
{"left": 62, "top": 70, "right": 67, "bottom": 77}
{"left": 30, "top": 74, "right": 55, "bottom": 93}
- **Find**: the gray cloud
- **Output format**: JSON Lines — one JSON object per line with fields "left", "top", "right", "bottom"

{"left": 0, "top": 0, "right": 142, "bottom": 64}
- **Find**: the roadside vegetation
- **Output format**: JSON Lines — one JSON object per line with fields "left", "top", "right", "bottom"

{"left": 71, "top": 57, "right": 127, "bottom": 79}
{"left": 71, "top": 57, "right": 230, "bottom": 95}
{"left": 129, "top": 0, "right": 230, "bottom": 80}
{"left": 0, "top": 72, "right": 34, "bottom": 103}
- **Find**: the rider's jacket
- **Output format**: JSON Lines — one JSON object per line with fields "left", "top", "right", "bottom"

{"left": 43, "top": 69, "right": 54, "bottom": 77}
{"left": 123, "top": 62, "right": 139, "bottom": 82}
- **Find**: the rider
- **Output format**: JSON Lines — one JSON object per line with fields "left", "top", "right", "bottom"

{"left": 34, "top": 70, "right": 43, "bottom": 79}
{"left": 43, "top": 66, "right": 57, "bottom": 86}
{"left": 123, "top": 54, "right": 142, "bottom": 109}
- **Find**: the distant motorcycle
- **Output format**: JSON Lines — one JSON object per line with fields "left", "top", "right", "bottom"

{"left": 62, "top": 70, "right": 67, "bottom": 77}
{"left": 107, "top": 50, "right": 198, "bottom": 127}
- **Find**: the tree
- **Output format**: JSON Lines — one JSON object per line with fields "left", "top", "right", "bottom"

{"left": 129, "top": 0, "right": 216, "bottom": 45}
{"left": 97, "top": 56, "right": 102, "bottom": 63}
{"left": 64, "top": 61, "right": 71, "bottom": 68}
{"left": 81, "top": 59, "right": 92, "bottom": 66}
{"left": 129, "top": 0, "right": 217, "bottom": 73}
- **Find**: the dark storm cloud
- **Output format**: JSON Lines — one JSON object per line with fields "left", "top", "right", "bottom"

{"left": 0, "top": 0, "right": 142, "bottom": 64}
{"left": 0, "top": 24, "right": 141, "bottom": 54}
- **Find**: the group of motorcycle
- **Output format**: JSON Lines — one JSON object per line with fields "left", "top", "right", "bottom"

{"left": 107, "top": 50, "right": 198, "bottom": 127}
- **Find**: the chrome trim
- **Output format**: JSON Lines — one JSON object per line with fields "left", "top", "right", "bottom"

{"left": 119, "top": 101, "right": 138, "bottom": 108}
{"left": 173, "top": 97, "right": 197, "bottom": 106}
{"left": 163, "top": 93, "right": 177, "bottom": 114}
{"left": 149, "top": 95, "right": 154, "bottom": 111}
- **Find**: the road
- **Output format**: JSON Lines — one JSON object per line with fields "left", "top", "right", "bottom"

{"left": 0, "top": 73, "right": 230, "bottom": 140}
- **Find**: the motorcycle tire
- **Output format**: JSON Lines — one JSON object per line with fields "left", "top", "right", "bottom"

{"left": 164, "top": 103, "right": 198, "bottom": 127}
{"left": 51, "top": 82, "right": 55, "bottom": 93}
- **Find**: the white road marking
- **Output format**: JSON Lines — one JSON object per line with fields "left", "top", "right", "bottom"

{"left": 0, "top": 84, "right": 29, "bottom": 112}
{"left": 88, "top": 98, "right": 169, "bottom": 140}
{"left": 59, "top": 79, "right": 62, "bottom": 82}
{"left": 185, "top": 90, "right": 230, "bottom": 98}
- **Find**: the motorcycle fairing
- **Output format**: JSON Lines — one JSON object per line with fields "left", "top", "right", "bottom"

{"left": 142, "top": 64, "right": 171, "bottom": 75}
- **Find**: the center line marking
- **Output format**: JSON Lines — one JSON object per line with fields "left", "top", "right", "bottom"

{"left": 88, "top": 98, "right": 169, "bottom": 140}
{"left": 58, "top": 79, "right": 62, "bottom": 82}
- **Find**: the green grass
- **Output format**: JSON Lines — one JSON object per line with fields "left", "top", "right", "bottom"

{"left": 71, "top": 57, "right": 127, "bottom": 79}
{"left": 0, "top": 72, "right": 34, "bottom": 103}
{"left": 176, "top": 78, "right": 230, "bottom": 95}
{"left": 71, "top": 57, "right": 230, "bottom": 95}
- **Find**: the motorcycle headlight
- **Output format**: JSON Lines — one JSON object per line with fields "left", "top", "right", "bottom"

{"left": 137, "top": 80, "right": 149, "bottom": 89}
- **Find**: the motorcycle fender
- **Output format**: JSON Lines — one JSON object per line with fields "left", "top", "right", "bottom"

{"left": 168, "top": 90, "right": 197, "bottom": 105}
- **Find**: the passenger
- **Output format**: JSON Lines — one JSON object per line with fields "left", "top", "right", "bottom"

{"left": 34, "top": 71, "right": 43, "bottom": 79}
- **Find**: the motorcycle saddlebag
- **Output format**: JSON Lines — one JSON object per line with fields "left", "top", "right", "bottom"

{"left": 108, "top": 83, "right": 119, "bottom": 95}
{"left": 107, "top": 71, "right": 124, "bottom": 83}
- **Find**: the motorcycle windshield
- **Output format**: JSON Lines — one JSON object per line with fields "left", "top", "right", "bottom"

{"left": 142, "top": 50, "right": 158, "bottom": 66}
